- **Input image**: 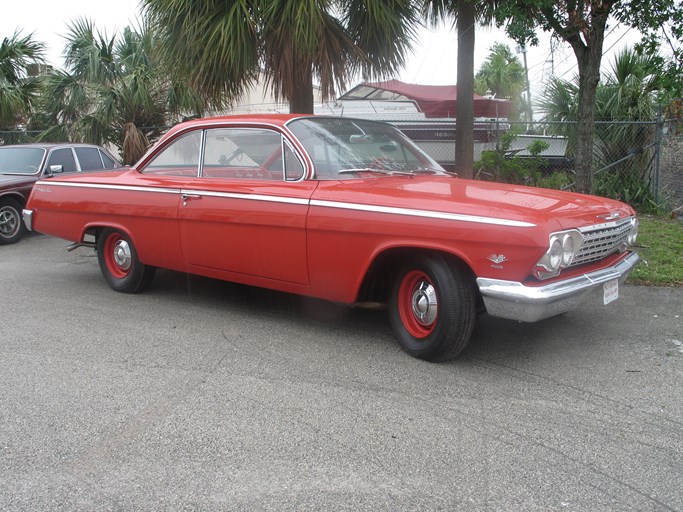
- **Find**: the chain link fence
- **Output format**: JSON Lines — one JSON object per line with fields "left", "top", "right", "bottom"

{"left": 384, "top": 117, "right": 683, "bottom": 211}
{"left": 0, "top": 130, "right": 43, "bottom": 145}
{"left": 3, "top": 118, "right": 681, "bottom": 211}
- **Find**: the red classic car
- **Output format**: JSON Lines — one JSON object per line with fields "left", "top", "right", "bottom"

{"left": 23, "top": 115, "right": 639, "bottom": 361}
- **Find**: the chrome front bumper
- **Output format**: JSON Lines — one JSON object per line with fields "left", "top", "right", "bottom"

{"left": 476, "top": 252, "right": 640, "bottom": 322}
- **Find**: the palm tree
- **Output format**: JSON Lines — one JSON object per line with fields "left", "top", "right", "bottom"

{"left": 36, "top": 19, "right": 213, "bottom": 164}
{"left": 474, "top": 42, "right": 525, "bottom": 120}
{"left": 422, "top": 0, "right": 502, "bottom": 178}
{"left": 141, "top": 0, "right": 420, "bottom": 114}
{"left": 538, "top": 47, "right": 662, "bottom": 204}
{"left": 0, "top": 31, "right": 44, "bottom": 131}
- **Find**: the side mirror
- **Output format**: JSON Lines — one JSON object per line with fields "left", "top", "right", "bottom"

{"left": 49, "top": 165, "right": 64, "bottom": 173}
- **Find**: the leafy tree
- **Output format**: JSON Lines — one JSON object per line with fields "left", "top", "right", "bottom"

{"left": 539, "top": 47, "right": 664, "bottom": 208}
{"left": 494, "top": 0, "right": 683, "bottom": 194}
{"left": 0, "top": 31, "right": 44, "bottom": 131}
{"left": 142, "top": 0, "right": 420, "bottom": 114}
{"left": 474, "top": 42, "right": 526, "bottom": 119}
{"left": 35, "top": 19, "right": 213, "bottom": 164}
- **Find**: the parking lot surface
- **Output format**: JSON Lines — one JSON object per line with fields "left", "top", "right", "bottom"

{"left": 1, "top": 233, "right": 682, "bottom": 511}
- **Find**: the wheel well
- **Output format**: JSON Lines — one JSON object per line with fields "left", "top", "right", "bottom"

{"left": 356, "top": 248, "right": 481, "bottom": 306}
{"left": 0, "top": 193, "right": 25, "bottom": 208}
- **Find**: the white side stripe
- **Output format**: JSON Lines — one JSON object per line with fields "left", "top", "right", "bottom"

{"left": 183, "top": 190, "right": 308, "bottom": 205}
{"left": 36, "top": 181, "right": 180, "bottom": 194}
{"left": 35, "top": 180, "right": 536, "bottom": 227}
{"left": 310, "top": 199, "right": 536, "bottom": 227}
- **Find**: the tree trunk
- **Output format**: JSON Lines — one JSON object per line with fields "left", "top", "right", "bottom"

{"left": 289, "top": 64, "right": 315, "bottom": 114}
{"left": 566, "top": 5, "right": 610, "bottom": 195}
{"left": 572, "top": 46, "right": 602, "bottom": 194}
{"left": 455, "top": 0, "right": 475, "bottom": 179}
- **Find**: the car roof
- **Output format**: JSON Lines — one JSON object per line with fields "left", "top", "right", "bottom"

{"left": 0, "top": 143, "right": 108, "bottom": 150}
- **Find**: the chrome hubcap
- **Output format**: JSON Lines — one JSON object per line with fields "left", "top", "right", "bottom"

{"left": 411, "top": 281, "right": 438, "bottom": 326}
{"left": 113, "top": 240, "right": 132, "bottom": 270}
{"left": 0, "top": 207, "right": 18, "bottom": 236}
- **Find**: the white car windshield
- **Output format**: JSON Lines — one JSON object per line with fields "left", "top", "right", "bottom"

{"left": 287, "top": 117, "right": 446, "bottom": 180}
{"left": 0, "top": 147, "right": 46, "bottom": 175}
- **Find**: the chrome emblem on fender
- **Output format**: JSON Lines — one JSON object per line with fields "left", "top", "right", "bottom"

{"left": 597, "top": 212, "right": 620, "bottom": 221}
{"left": 487, "top": 254, "right": 507, "bottom": 268}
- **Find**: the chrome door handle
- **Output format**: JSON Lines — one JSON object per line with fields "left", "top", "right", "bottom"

{"left": 181, "top": 193, "right": 201, "bottom": 200}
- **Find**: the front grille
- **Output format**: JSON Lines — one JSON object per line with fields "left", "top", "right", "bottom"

{"left": 571, "top": 218, "right": 634, "bottom": 267}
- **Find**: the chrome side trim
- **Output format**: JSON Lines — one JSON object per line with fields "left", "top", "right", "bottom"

{"left": 22, "top": 209, "right": 33, "bottom": 231}
{"left": 30, "top": 180, "right": 536, "bottom": 227}
{"left": 477, "top": 252, "right": 640, "bottom": 322}
{"left": 35, "top": 181, "right": 180, "bottom": 194}
{"left": 310, "top": 199, "right": 536, "bottom": 227}
{"left": 180, "top": 189, "right": 309, "bottom": 205}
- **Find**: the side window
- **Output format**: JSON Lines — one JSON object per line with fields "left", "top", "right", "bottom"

{"left": 100, "top": 151, "right": 117, "bottom": 169}
{"left": 75, "top": 147, "right": 105, "bottom": 171}
{"left": 284, "top": 141, "right": 304, "bottom": 180}
{"left": 202, "top": 127, "right": 284, "bottom": 180}
{"left": 46, "top": 148, "right": 77, "bottom": 173}
{"left": 140, "top": 131, "right": 201, "bottom": 176}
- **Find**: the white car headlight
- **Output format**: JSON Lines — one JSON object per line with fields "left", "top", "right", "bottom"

{"left": 548, "top": 236, "right": 562, "bottom": 270}
{"left": 627, "top": 218, "right": 639, "bottom": 246}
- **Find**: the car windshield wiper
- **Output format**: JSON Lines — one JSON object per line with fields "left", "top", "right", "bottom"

{"left": 409, "top": 167, "right": 443, "bottom": 175}
{"left": 337, "top": 168, "right": 414, "bottom": 177}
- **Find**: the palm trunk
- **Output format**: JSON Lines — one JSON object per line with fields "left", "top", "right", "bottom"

{"left": 455, "top": 0, "right": 475, "bottom": 179}
{"left": 289, "top": 64, "right": 314, "bottom": 114}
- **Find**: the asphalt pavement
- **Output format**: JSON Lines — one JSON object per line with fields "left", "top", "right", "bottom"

{"left": 1, "top": 233, "right": 682, "bottom": 511}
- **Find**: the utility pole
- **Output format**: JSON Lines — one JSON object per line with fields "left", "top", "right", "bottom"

{"left": 517, "top": 44, "right": 533, "bottom": 129}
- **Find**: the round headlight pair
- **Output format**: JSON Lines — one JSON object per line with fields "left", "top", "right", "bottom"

{"left": 535, "top": 229, "right": 584, "bottom": 278}
{"left": 547, "top": 231, "right": 581, "bottom": 271}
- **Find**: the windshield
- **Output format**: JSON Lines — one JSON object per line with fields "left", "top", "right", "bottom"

{"left": 0, "top": 147, "right": 46, "bottom": 175}
{"left": 287, "top": 117, "right": 446, "bottom": 180}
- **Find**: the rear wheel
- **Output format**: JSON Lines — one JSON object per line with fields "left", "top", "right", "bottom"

{"left": 97, "top": 228, "right": 155, "bottom": 293}
{"left": 0, "top": 198, "right": 25, "bottom": 245}
{"left": 389, "top": 254, "right": 476, "bottom": 362}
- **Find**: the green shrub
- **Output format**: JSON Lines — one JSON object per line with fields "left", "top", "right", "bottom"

{"left": 474, "top": 133, "right": 565, "bottom": 188}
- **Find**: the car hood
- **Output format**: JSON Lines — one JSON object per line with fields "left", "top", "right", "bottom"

{"left": 313, "top": 175, "right": 636, "bottom": 231}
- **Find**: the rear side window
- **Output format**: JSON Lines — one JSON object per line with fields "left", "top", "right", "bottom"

{"left": 46, "top": 148, "right": 77, "bottom": 173}
{"left": 100, "top": 151, "right": 117, "bottom": 169}
{"left": 75, "top": 147, "right": 105, "bottom": 171}
{"left": 140, "top": 131, "right": 201, "bottom": 176}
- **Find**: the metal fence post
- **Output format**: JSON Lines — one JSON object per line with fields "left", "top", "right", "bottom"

{"left": 654, "top": 107, "right": 664, "bottom": 203}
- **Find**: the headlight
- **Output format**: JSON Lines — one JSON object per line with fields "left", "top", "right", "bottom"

{"left": 627, "top": 218, "right": 639, "bottom": 246}
{"left": 534, "top": 229, "right": 583, "bottom": 279}
{"left": 548, "top": 237, "right": 562, "bottom": 270}
{"left": 561, "top": 231, "right": 583, "bottom": 266}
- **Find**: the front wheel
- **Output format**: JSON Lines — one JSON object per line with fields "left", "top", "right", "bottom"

{"left": 0, "top": 199, "right": 25, "bottom": 245}
{"left": 389, "top": 255, "right": 477, "bottom": 362}
{"left": 97, "top": 228, "right": 155, "bottom": 293}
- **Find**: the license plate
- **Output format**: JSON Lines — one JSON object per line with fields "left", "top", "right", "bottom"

{"left": 603, "top": 279, "right": 619, "bottom": 305}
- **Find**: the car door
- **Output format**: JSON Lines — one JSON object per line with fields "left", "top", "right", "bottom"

{"left": 179, "top": 125, "right": 316, "bottom": 285}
